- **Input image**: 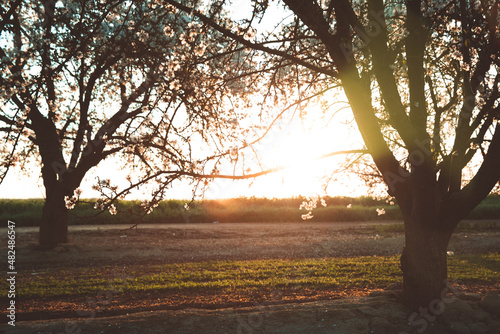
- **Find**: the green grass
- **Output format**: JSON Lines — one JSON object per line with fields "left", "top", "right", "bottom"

{"left": 2, "top": 194, "right": 500, "bottom": 226}
{"left": 16, "top": 253, "right": 500, "bottom": 298}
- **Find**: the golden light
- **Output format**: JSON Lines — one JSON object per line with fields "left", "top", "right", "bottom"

{"left": 240, "top": 113, "right": 362, "bottom": 198}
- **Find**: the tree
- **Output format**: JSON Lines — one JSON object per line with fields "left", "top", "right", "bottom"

{"left": 0, "top": 0, "right": 263, "bottom": 246}
{"left": 160, "top": 0, "right": 500, "bottom": 308}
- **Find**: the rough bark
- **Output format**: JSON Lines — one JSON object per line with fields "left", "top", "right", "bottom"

{"left": 39, "top": 184, "right": 70, "bottom": 246}
{"left": 283, "top": 0, "right": 500, "bottom": 310}
{"left": 400, "top": 211, "right": 455, "bottom": 309}
{"left": 30, "top": 105, "right": 73, "bottom": 246}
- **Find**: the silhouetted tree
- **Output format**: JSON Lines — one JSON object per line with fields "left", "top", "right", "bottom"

{"left": 161, "top": 0, "right": 500, "bottom": 308}
{"left": 0, "top": 0, "right": 262, "bottom": 245}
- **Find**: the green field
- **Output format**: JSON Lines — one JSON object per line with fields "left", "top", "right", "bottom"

{"left": 17, "top": 253, "right": 500, "bottom": 298}
{"left": 2, "top": 195, "right": 500, "bottom": 226}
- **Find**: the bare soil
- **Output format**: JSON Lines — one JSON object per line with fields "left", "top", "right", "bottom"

{"left": 7, "top": 221, "right": 500, "bottom": 270}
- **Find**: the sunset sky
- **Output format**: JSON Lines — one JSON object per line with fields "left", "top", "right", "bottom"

{"left": 0, "top": 1, "right": 374, "bottom": 201}
{"left": 0, "top": 103, "right": 370, "bottom": 200}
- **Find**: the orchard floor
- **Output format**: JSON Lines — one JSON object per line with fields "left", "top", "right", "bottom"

{"left": 6, "top": 291, "right": 500, "bottom": 334}
{"left": 1, "top": 221, "right": 499, "bottom": 333}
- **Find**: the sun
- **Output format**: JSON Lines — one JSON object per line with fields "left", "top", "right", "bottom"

{"left": 265, "top": 132, "right": 319, "bottom": 172}
{"left": 251, "top": 123, "right": 344, "bottom": 198}
{"left": 202, "top": 108, "right": 365, "bottom": 200}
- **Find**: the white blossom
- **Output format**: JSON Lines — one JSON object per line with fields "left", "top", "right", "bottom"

{"left": 164, "top": 26, "right": 174, "bottom": 37}
{"left": 194, "top": 44, "right": 206, "bottom": 57}
{"left": 64, "top": 196, "right": 77, "bottom": 210}
{"left": 169, "top": 79, "right": 181, "bottom": 90}
{"left": 109, "top": 204, "right": 117, "bottom": 215}
{"left": 301, "top": 212, "right": 313, "bottom": 220}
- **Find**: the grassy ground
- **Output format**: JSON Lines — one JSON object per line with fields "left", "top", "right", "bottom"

{"left": 2, "top": 194, "right": 500, "bottom": 226}
{"left": 10, "top": 222, "right": 499, "bottom": 321}
{"left": 18, "top": 253, "right": 500, "bottom": 299}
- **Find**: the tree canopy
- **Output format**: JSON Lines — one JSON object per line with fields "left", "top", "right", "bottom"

{"left": 0, "top": 0, "right": 276, "bottom": 218}
{"left": 161, "top": 0, "right": 500, "bottom": 308}
{"left": 0, "top": 0, "right": 281, "bottom": 245}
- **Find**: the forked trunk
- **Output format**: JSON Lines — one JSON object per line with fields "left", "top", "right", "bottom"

{"left": 400, "top": 211, "right": 455, "bottom": 309}
{"left": 39, "top": 185, "right": 70, "bottom": 247}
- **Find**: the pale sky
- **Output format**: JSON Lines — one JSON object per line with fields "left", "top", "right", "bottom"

{"left": 0, "top": 106, "right": 369, "bottom": 200}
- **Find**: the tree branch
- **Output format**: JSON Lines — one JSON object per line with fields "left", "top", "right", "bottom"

{"left": 364, "top": 0, "right": 420, "bottom": 150}
{"left": 443, "top": 123, "right": 500, "bottom": 225}
{"left": 164, "top": 0, "right": 339, "bottom": 78}
{"left": 142, "top": 149, "right": 368, "bottom": 183}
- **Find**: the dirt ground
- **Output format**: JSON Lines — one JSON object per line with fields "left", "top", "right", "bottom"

{"left": 7, "top": 220, "right": 500, "bottom": 270}
{"left": 2, "top": 221, "right": 500, "bottom": 333}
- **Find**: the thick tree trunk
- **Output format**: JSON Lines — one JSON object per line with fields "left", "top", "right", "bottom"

{"left": 400, "top": 211, "right": 455, "bottom": 309}
{"left": 39, "top": 184, "right": 70, "bottom": 246}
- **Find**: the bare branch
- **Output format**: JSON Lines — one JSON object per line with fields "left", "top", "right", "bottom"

{"left": 165, "top": 0, "right": 338, "bottom": 78}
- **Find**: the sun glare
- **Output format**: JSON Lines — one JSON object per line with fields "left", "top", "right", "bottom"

{"left": 262, "top": 131, "right": 324, "bottom": 190}
{"left": 235, "top": 114, "right": 363, "bottom": 199}
{"left": 0, "top": 106, "right": 365, "bottom": 200}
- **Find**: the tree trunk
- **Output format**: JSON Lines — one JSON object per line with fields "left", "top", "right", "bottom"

{"left": 400, "top": 211, "right": 455, "bottom": 309}
{"left": 39, "top": 184, "right": 70, "bottom": 247}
